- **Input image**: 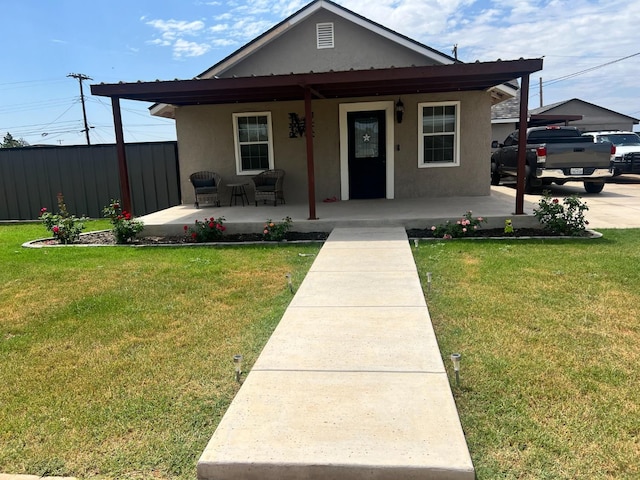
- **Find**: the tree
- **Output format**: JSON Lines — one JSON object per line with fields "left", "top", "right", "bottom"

{"left": 1, "top": 132, "right": 29, "bottom": 148}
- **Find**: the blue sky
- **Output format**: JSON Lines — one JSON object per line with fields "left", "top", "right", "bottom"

{"left": 1, "top": 0, "right": 638, "bottom": 146}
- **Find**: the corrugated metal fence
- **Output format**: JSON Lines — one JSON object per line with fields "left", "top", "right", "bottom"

{"left": 0, "top": 142, "right": 180, "bottom": 220}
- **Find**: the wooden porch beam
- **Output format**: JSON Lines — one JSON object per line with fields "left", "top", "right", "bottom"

{"left": 111, "top": 97, "right": 133, "bottom": 214}
{"left": 515, "top": 74, "right": 530, "bottom": 215}
{"left": 304, "top": 88, "right": 317, "bottom": 220}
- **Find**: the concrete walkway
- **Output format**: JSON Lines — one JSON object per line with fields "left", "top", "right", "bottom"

{"left": 197, "top": 227, "right": 474, "bottom": 480}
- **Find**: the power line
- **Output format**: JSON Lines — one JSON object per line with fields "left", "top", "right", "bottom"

{"left": 543, "top": 51, "right": 640, "bottom": 88}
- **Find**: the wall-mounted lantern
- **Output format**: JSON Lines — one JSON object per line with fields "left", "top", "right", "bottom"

{"left": 395, "top": 98, "right": 405, "bottom": 124}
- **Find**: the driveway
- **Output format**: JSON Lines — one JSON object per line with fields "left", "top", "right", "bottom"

{"left": 492, "top": 175, "right": 640, "bottom": 229}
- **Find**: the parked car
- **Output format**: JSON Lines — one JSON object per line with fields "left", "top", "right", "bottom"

{"left": 491, "top": 126, "right": 615, "bottom": 193}
{"left": 582, "top": 131, "right": 640, "bottom": 175}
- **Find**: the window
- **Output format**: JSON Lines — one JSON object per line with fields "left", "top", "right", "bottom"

{"left": 233, "top": 112, "right": 274, "bottom": 175}
{"left": 418, "top": 101, "right": 460, "bottom": 167}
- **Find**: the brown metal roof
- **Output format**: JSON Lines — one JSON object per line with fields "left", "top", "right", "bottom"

{"left": 91, "top": 58, "right": 542, "bottom": 106}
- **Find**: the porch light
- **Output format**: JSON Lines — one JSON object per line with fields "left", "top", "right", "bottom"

{"left": 395, "top": 98, "right": 405, "bottom": 124}
{"left": 450, "top": 353, "right": 461, "bottom": 387}
{"left": 233, "top": 354, "right": 243, "bottom": 383}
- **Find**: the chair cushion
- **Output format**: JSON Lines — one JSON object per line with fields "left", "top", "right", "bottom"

{"left": 192, "top": 177, "right": 215, "bottom": 188}
{"left": 256, "top": 185, "right": 275, "bottom": 192}
{"left": 262, "top": 178, "right": 278, "bottom": 187}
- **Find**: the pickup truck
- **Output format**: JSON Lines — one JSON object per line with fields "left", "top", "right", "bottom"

{"left": 491, "top": 126, "right": 614, "bottom": 193}
{"left": 583, "top": 131, "right": 640, "bottom": 175}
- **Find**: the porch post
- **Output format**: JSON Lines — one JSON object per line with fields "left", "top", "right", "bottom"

{"left": 111, "top": 97, "right": 133, "bottom": 214}
{"left": 304, "top": 87, "right": 317, "bottom": 220}
{"left": 515, "top": 74, "right": 530, "bottom": 215}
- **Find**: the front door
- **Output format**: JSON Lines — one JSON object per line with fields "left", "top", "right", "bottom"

{"left": 347, "top": 110, "right": 386, "bottom": 199}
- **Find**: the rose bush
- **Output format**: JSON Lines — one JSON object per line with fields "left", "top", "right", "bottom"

{"left": 184, "top": 217, "right": 226, "bottom": 242}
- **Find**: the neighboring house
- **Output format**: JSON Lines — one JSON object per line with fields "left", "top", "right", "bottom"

{"left": 492, "top": 95, "right": 639, "bottom": 143}
{"left": 92, "top": 0, "right": 542, "bottom": 218}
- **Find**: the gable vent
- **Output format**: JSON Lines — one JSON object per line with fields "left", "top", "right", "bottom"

{"left": 316, "top": 22, "right": 334, "bottom": 49}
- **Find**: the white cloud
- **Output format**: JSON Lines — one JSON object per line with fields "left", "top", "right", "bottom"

{"left": 173, "top": 39, "right": 211, "bottom": 58}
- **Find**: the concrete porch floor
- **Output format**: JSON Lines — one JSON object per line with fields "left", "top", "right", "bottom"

{"left": 140, "top": 186, "right": 541, "bottom": 236}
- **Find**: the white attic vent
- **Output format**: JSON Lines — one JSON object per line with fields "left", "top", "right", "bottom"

{"left": 316, "top": 22, "right": 334, "bottom": 49}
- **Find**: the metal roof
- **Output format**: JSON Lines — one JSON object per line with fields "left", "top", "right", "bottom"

{"left": 91, "top": 59, "right": 542, "bottom": 106}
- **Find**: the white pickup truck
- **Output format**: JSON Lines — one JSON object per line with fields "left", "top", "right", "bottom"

{"left": 583, "top": 131, "right": 640, "bottom": 175}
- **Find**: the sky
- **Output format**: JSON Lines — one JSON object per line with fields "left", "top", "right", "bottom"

{"left": 1, "top": 0, "right": 638, "bottom": 146}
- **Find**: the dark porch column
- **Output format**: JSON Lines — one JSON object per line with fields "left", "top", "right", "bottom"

{"left": 304, "top": 88, "right": 317, "bottom": 220}
{"left": 515, "top": 74, "right": 530, "bottom": 215}
{"left": 111, "top": 97, "right": 132, "bottom": 214}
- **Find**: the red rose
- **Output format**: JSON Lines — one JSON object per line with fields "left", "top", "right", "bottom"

{"left": 208, "top": 222, "right": 214, "bottom": 228}
{"left": 191, "top": 232, "right": 197, "bottom": 239}
{"left": 52, "top": 226, "right": 59, "bottom": 233}
{"left": 125, "top": 213, "right": 132, "bottom": 220}
{"left": 183, "top": 225, "right": 188, "bottom": 231}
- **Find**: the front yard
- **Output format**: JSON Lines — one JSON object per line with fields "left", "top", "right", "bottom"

{"left": 1, "top": 223, "right": 638, "bottom": 479}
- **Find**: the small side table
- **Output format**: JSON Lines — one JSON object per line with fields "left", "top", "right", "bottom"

{"left": 228, "top": 183, "right": 249, "bottom": 206}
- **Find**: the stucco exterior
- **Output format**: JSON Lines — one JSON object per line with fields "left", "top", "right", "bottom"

{"left": 177, "top": 90, "right": 492, "bottom": 205}
{"left": 220, "top": 10, "right": 439, "bottom": 78}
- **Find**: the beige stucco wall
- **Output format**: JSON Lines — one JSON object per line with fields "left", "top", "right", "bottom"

{"left": 176, "top": 90, "right": 492, "bottom": 205}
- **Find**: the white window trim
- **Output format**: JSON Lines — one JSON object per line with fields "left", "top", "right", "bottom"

{"left": 417, "top": 101, "right": 460, "bottom": 168}
{"left": 232, "top": 112, "right": 275, "bottom": 175}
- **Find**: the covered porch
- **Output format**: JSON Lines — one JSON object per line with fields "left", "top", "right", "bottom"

{"left": 140, "top": 185, "right": 540, "bottom": 236}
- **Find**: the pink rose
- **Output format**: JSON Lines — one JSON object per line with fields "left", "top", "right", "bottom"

{"left": 52, "top": 226, "right": 59, "bottom": 233}
{"left": 431, "top": 226, "right": 436, "bottom": 231}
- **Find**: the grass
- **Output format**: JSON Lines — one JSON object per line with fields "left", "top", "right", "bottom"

{"left": 0, "top": 221, "right": 321, "bottom": 479}
{"left": 414, "top": 231, "right": 640, "bottom": 479}
{"left": 4, "top": 222, "right": 640, "bottom": 479}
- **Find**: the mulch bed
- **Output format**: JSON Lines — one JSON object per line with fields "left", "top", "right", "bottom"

{"left": 28, "top": 227, "right": 591, "bottom": 247}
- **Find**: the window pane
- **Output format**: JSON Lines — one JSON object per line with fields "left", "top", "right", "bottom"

{"left": 238, "top": 117, "right": 249, "bottom": 142}
{"left": 422, "top": 107, "right": 435, "bottom": 134}
{"left": 423, "top": 134, "right": 454, "bottom": 163}
{"left": 354, "top": 117, "right": 379, "bottom": 158}
{"left": 241, "top": 144, "right": 269, "bottom": 171}
{"left": 443, "top": 106, "right": 455, "bottom": 132}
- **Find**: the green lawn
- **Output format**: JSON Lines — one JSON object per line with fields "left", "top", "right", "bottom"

{"left": 3, "top": 224, "right": 639, "bottom": 479}
{"left": 414, "top": 231, "right": 640, "bottom": 479}
{"left": 0, "top": 222, "right": 321, "bottom": 479}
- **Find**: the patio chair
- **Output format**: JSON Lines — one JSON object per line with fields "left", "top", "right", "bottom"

{"left": 251, "top": 169, "right": 286, "bottom": 206}
{"left": 190, "top": 171, "right": 222, "bottom": 208}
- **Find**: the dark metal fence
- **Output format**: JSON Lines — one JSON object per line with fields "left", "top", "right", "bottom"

{"left": 0, "top": 142, "right": 180, "bottom": 220}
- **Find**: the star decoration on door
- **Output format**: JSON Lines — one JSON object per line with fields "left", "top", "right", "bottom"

{"left": 362, "top": 133, "right": 371, "bottom": 142}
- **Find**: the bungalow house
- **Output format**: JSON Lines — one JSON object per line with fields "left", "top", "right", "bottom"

{"left": 91, "top": 0, "right": 542, "bottom": 218}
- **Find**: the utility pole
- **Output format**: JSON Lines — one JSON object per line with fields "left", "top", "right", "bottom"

{"left": 68, "top": 73, "right": 92, "bottom": 145}
{"left": 539, "top": 77, "right": 543, "bottom": 108}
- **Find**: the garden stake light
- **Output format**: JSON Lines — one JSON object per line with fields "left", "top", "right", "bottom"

{"left": 413, "top": 238, "right": 418, "bottom": 248}
{"left": 427, "top": 272, "right": 432, "bottom": 293}
{"left": 233, "top": 354, "right": 243, "bottom": 383}
{"left": 285, "top": 272, "right": 294, "bottom": 293}
{"left": 450, "top": 353, "right": 461, "bottom": 387}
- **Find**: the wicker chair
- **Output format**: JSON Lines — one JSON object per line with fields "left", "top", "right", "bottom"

{"left": 190, "top": 171, "right": 222, "bottom": 208}
{"left": 251, "top": 169, "right": 285, "bottom": 206}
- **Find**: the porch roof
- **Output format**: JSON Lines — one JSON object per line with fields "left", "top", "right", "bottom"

{"left": 90, "top": 58, "right": 542, "bottom": 106}
{"left": 90, "top": 57, "right": 543, "bottom": 221}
